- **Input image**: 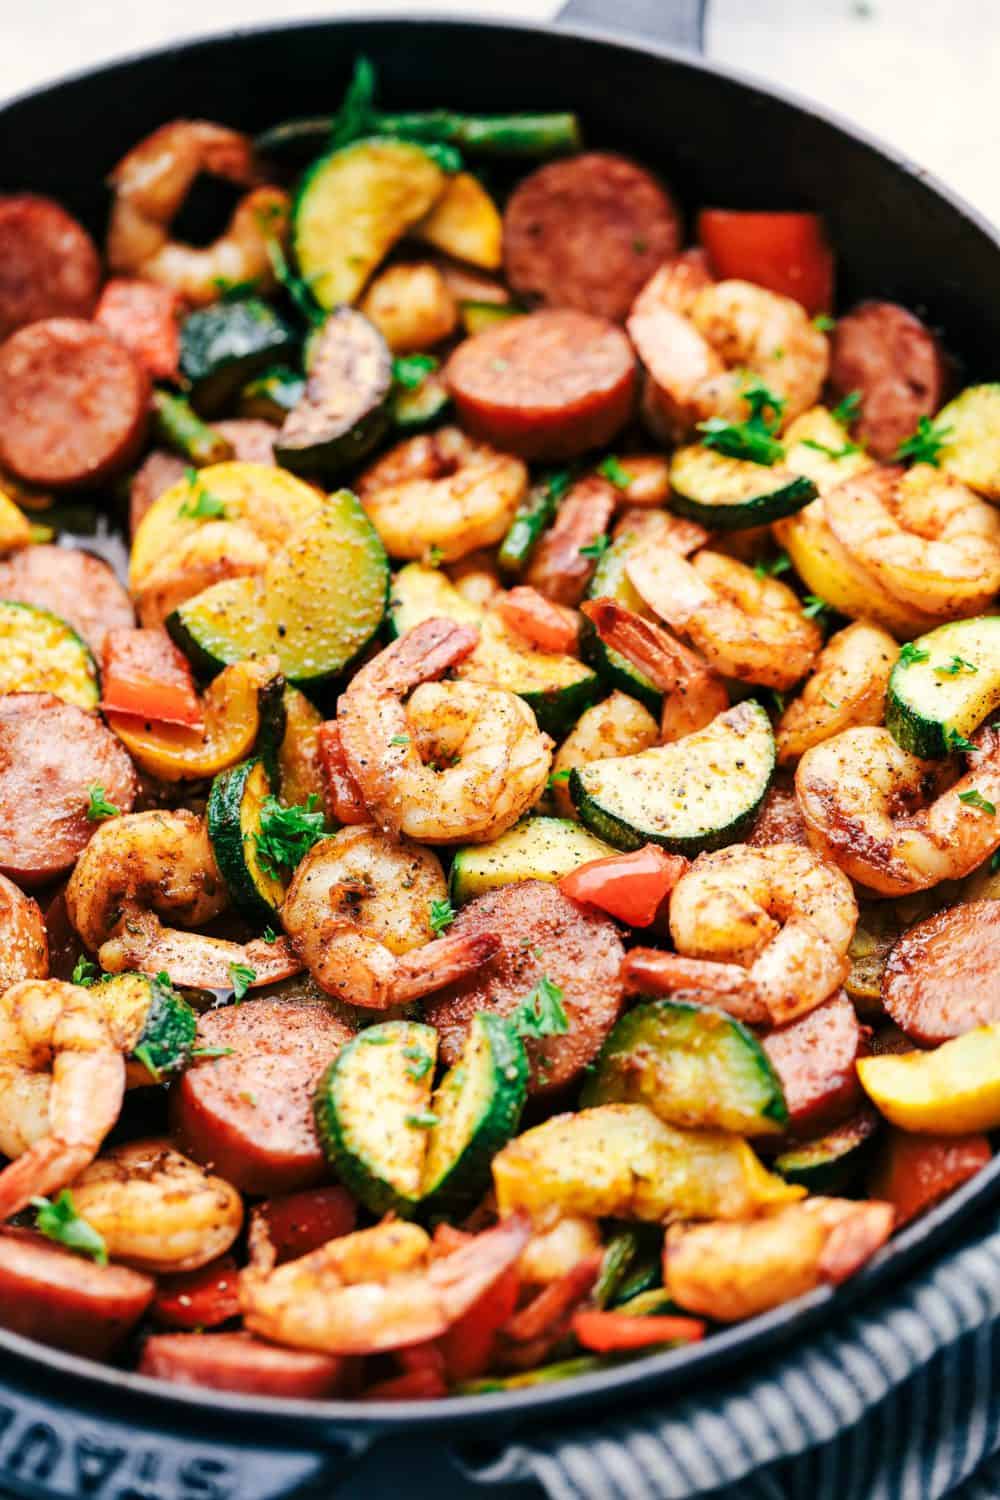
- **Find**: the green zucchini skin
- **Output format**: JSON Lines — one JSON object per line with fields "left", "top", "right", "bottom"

{"left": 571, "top": 700, "right": 775, "bottom": 854}
{"left": 96, "top": 971, "right": 197, "bottom": 1085}
{"left": 390, "top": 371, "right": 451, "bottom": 431}
{"left": 207, "top": 759, "right": 287, "bottom": 925}
{"left": 581, "top": 535, "right": 661, "bottom": 713}
{"left": 275, "top": 309, "right": 392, "bottom": 481}
{"left": 885, "top": 616, "right": 1000, "bottom": 757}
{"left": 582, "top": 998, "right": 787, "bottom": 1136}
{"left": 668, "top": 445, "right": 816, "bottom": 530}
{"left": 773, "top": 1109, "right": 880, "bottom": 1193}
{"left": 420, "top": 1012, "right": 528, "bottom": 1217}
{"left": 449, "top": 817, "right": 615, "bottom": 905}
{"left": 180, "top": 299, "right": 298, "bottom": 416}
{"left": 0, "top": 600, "right": 98, "bottom": 709}
{"left": 497, "top": 473, "right": 569, "bottom": 576}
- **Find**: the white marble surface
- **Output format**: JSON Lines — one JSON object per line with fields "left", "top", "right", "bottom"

{"left": 3, "top": 0, "right": 998, "bottom": 226}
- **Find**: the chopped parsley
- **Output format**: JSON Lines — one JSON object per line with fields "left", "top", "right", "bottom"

{"left": 597, "top": 455, "right": 633, "bottom": 490}
{"left": 579, "top": 533, "right": 610, "bottom": 560}
{"left": 229, "top": 962, "right": 256, "bottom": 1002}
{"left": 935, "top": 655, "right": 978, "bottom": 677}
{"left": 898, "top": 641, "right": 930, "bottom": 667}
{"left": 812, "top": 314, "right": 837, "bottom": 332}
{"left": 32, "top": 1191, "right": 107, "bottom": 1265}
{"left": 429, "top": 897, "right": 456, "bottom": 937}
{"left": 406, "top": 1111, "right": 440, "bottom": 1129}
{"left": 945, "top": 728, "right": 978, "bottom": 753}
{"left": 426, "top": 545, "right": 445, "bottom": 568}
{"left": 71, "top": 955, "right": 99, "bottom": 987}
{"left": 514, "top": 975, "right": 569, "bottom": 1040}
{"left": 801, "top": 594, "right": 830, "bottom": 620}
{"left": 548, "top": 768, "right": 572, "bottom": 787}
{"left": 393, "top": 353, "right": 438, "bottom": 390}
{"left": 830, "top": 391, "right": 862, "bottom": 428}
{"left": 753, "top": 552, "right": 792, "bottom": 579}
{"left": 253, "top": 794, "right": 327, "bottom": 878}
{"left": 894, "top": 415, "right": 953, "bottom": 467}
{"left": 191, "top": 1045, "right": 235, "bottom": 1060}
{"left": 85, "top": 784, "right": 120, "bottom": 821}
{"left": 958, "top": 789, "right": 996, "bottom": 815}
{"left": 262, "top": 926, "right": 278, "bottom": 944}
{"left": 403, "top": 1044, "right": 434, "bottom": 1082}
{"left": 697, "top": 379, "right": 787, "bottom": 466}
{"left": 800, "top": 437, "right": 861, "bottom": 460}
{"left": 178, "top": 470, "right": 227, "bottom": 520}
{"left": 389, "top": 734, "right": 410, "bottom": 747}
{"left": 264, "top": 234, "right": 324, "bottom": 327}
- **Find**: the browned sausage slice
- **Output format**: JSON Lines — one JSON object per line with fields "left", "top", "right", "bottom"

{"left": 0, "top": 871, "right": 48, "bottom": 989}
{"left": 503, "top": 153, "right": 682, "bottom": 324}
{"left": 423, "top": 880, "right": 624, "bottom": 1095}
{"left": 0, "top": 544, "right": 134, "bottom": 655}
{"left": 130, "top": 450, "right": 188, "bottom": 535}
{"left": 0, "top": 694, "right": 138, "bottom": 886}
{"left": 882, "top": 900, "right": 1000, "bottom": 1044}
{"left": 761, "top": 991, "right": 863, "bottom": 1137}
{"left": 214, "top": 419, "right": 279, "bottom": 466}
{"left": 139, "top": 1331, "right": 345, "bottom": 1396}
{"left": 446, "top": 310, "right": 636, "bottom": 461}
{"left": 0, "top": 318, "right": 150, "bottom": 487}
{"left": 0, "top": 1228, "right": 154, "bottom": 1358}
{"left": 171, "top": 995, "right": 354, "bottom": 1195}
{"left": 524, "top": 476, "right": 617, "bottom": 606}
{"left": 829, "top": 301, "right": 948, "bottom": 460}
{"left": 0, "top": 195, "right": 101, "bottom": 340}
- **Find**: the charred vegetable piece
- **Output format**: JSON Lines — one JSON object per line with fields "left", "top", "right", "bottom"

{"left": 151, "top": 390, "right": 234, "bottom": 466}
{"left": 412, "top": 173, "right": 502, "bottom": 269}
{"left": 275, "top": 309, "right": 392, "bottom": 481}
{"left": 773, "top": 1109, "right": 881, "bottom": 1193}
{"left": 208, "top": 759, "right": 288, "bottom": 925}
{"left": 390, "top": 369, "right": 451, "bottom": 431}
{"left": 581, "top": 533, "right": 661, "bottom": 713}
{"left": 858, "top": 1025, "right": 1000, "bottom": 1133}
{"left": 180, "top": 299, "right": 298, "bottom": 417}
{"left": 497, "top": 471, "right": 572, "bottom": 577}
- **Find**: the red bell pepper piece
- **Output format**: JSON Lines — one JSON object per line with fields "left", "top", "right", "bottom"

{"left": 439, "top": 1264, "right": 521, "bottom": 1383}
{"left": 698, "top": 210, "right": 834, "bottom": 315}
{"left": 151, "top": 1254, "right": 240, "bottom": 1330}
{"left": 494, "top": 587, "right": 579, "bottom": 654}
{"left": 317, "top": 721, "right": 369, "bottom": 824}
{"left": 559, "top": 845, "right": 689, "bottom": 927}
{"left": 868, "top": 1128, "right": 991, "bottom": 1227}
{"left": 361, "top": 1368, "right": 448, "bottom": 1401}
{"left": 101, "top": 628, "right": 204, "bottom": 728}
{"left": 255, "top": 1186, "right": 357, "bottom": 1264}
{"left": 94, "top": 277, "right": 182, "bottom": 381}
{"left": 571, "top": 1309, "right": 706, "bottom": 1352}
{"left": 501, "top": 1254, "right": 602, "bottom": 1345}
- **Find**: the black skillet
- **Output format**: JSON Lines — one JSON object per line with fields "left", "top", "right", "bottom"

{"left": 2, "top": 3, "right": 1000, "bottom": 1496}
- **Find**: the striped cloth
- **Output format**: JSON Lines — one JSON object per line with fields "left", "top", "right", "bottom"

{"left": 460, "top": 1210, "right": 1000, "bottom": 1500}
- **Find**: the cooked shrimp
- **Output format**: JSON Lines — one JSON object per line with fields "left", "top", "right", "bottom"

{"left": 627, "top": 545, "right": 822, "bottom": 690}
{"left": 524, "top": 476, "right": 617, "bottom": 607}
{"left": 241, "top": 1214, "right": 530, "bottom": 1356}
{"left": 70, "top": 1140, "right": 243, "bottom": 1273}
{"left": 796, "top": 724, "right": 1000, "bottom": 895}
{"left": 629, "top": 275, "right": 828, "bottom": 440}
{"left": 65, "top": 810, "right": 301, "bottom": 987}
{"left": 548, "top": 690, "right": 660, "bottom": 818}
{"left": 282, "top": 825, "right": 498, "bottom": 1008}
{"left": 494, "top": 586, "right": 579, "bottom": 654}
{"left": 0, "top": 980, "right": 125, "bottom": 1220}
{"left": 824, "top": 464, "right": 1000, "bottom": 618}
{"left": 447, "top": 549, "right": 502, "bottom": 608}
{"left": 0, "top": 872, "right": 47, "bottom": 991}
{"left": 107, "top": 120, "right": 290, "bottom": 305}
{"left": 358, "top": 427, "right": 527, "bottom": 563}
{"left": 666, "top": 842, "right": 858, "bottom": 1023}
{"left": 338, "top": 618, "right": 552, "bottom": 844}
{"left": 133, "top": 522, "right": 270, "bottom": 629}
{"left": 517, "top": 1216, "right": 602, "bottom": 1286}
{"left": 776, "top": 621, "right": 900, "bottom": 764}
{"left": 582, "top": 598, "right": 729, "bottom": 743}
{"left": 612, "top": 505, "right": 710, "bottom": 556}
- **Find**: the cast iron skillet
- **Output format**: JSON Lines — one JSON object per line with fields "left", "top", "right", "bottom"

{"left": 2, "top": 3, "right": 1000, "bottom": 1495}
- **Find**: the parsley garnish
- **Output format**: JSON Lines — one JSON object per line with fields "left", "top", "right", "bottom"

{"left": 262, "top": 926, "right": 278, "bottom": 944}
{"left": 86, "top": 784, "right": 120, "bottom": 821}
{"left": 546, "top": 470, "right": 573, "bottom": 503}
{"left": 132, "top": 1043, "right": 162, "bottom": 1085}
{"left": 597, "top": 455, "right": 633, "bottom": 490}
{"left": 406, "top": 1111, "right": 439, "bottom": 1129}
{"left": 946, "top": 728, "right": 978, "bottom": 753}
{"left": 32, "top": 1191, "right": 107, "bottom": 1265}
{"left": 935, "top": 655, "right": 978, "bottom": 677}
{"left": 898, "top": 641, "right": 930, "bottom": 667}
{"left": 71, "top": 955, "right": 99, "bottom": 987}
{"left": 894, "top": 415, "right": 953, "bottom": 467}
{"left": 753, "top": 552, "right": 792, "bottom": 579}
{"left": 769, "top": 689, "right": 787, "bottom": 716}
{"left": 393, "top": 353, "right": 438, "bottom": 390}
{"left": 229, "top": 962, "right": 256, "bottom": 1002}
{"left": 389, "top": 734, "right": 410, "bottom": 747}
{"left": 813, "top": 314, "right": 837, "bottom": 332}
{"left": 429, "top": 897, "right": 456, "bottom": 936}
{"left": 802, "top": 594, "right": 830, "bottom": 620}
{"left": 403, "top": 1044, "right": 434, "bottom": 1082}
{"left": 830, "top": 391, "right": 862, "bottom": 428}
{"left": 698, "top": 380, "right": 787, "bottom": 466}
{"left": 178, "top": 470, "right": 227, "bottom": 520}
{"left": 548, "top": 768, "right": 572, "bottom": 787}
{"left": 514, "top": 975, "right": 569, "bottom": 1039}
{"left": 579, "top": 534, "right": 610, "bottom": 560}
{"left": 264, "top": 235, "right": 324, "bottom": 327}
{"left": 426, "top": 545, "right": 445, "bottom": 567}
{"left": 800, "top": 437, "right": 861, "bottom": 460}
{"left": 959, "top": 789, "right": 996, "bottom": 815}
{"left": 253, "top": 795, "right": 326, "bottom": 878}
{"left": 191, "top": 1045, "right": 235, "bottom": 1060}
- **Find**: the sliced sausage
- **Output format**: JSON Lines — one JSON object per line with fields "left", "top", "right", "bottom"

{"left": 761, "top": 991, "right": 863, "bottom": 1137}
{"left": 130, "top": 450, "right": 188, "bottom": 536}
{"left": 254, "top": 1186, "right": 357, "bottom": 1265}
{"left": 151, "top": 1255, "right": 242, "bottom": 1331}
{"left": 0, "top": 544, "right": 134, "bottom": 655}
{"left": 0, "top": 871, "right": 47, "bottom": 989}
{"left": 524, "top": 475, "right": 617, "bottom": 606}
{"left": 882, "top": 901, "right": 1000, "bottom": 1044}
{"left": 140, "top": 1332, "right": 346, "bottom": 1397}
{"left": 0, "top": 1228, "right": 154, "bottom": 1358}
{"left": 423, "top": 880, "right": 625, "bottom": 1096}
{"left": 0, "top": 195, "right": 100, "bottom": 340}
{"left": 446, "top": 309, "right": 636, "bottom": 461}
{"left": 747, "top": 786, "right": 810, "bottom": 848}
{"left": 829, "top": 301, "right": 948, "bottom": 460}
{"left": 503, "top": 153, "right": 682, "bottom": 324}
{"left": 0, "top": 318, "right": 150, "bottom": 488}
{"left": 94, "top": 277, "right": 182, "bottom": 381}
{"left": 0, "top": 694, "right": 138, "bottom": 886}
{"left": 171, "top": 996, "right": 354, "bottom": 1195}
{"left": 214, "top": 419, "right": 279, "bottom": 467}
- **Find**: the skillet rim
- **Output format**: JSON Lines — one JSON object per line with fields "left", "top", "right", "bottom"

{"left": 0, "top": 6, "right": 998, "bottom": 1438}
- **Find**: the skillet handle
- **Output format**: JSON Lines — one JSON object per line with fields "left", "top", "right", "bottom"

{"left": 555, "top": 0, "right": 707, "bottom": 52}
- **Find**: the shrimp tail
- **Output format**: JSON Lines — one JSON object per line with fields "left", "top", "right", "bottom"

{"left": 388, "top": 929, "right": 500, "bottom": 1004}
{"left": 98, "top": 908, "right": 302, "bottom": 989}
{"left": 622, "top": 949, "right": 769, "bottom": 1024}
{"left": 581, "top": 599, "right": 691, "bottom": 691}
{"left": 342, "top": 618, "right": 480, "bottom": 704}
{"left": 0, "top": 1138, "right": 95, "bottom": 1221}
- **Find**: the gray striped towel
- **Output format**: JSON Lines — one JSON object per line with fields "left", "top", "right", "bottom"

{"left": 459, "top": 1210, "right": 1000, "bottom": 1500}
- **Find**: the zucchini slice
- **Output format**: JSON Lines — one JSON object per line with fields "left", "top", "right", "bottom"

{"left": 278, "top": 686, "right": 324, "bottom": 807}
{"left": 239, "top": 365, "right": 306, "bottom": 423}
{"left": 390, "top": 370, "right": 451, "bottom": 431}
{"left": 0, "top": 600, "right": 97, "bottom": 708}
{"left": 97, "top": 971, "right": 197, "bottom": 1086}
{"left": 571, "top": 700, "right": 774, "bottom": 854}
{"left": 207, "top": 759, "right": 287, "bottom": 924}
{"left": 582, "top": 998, "right": 787, "bottom": 1136}
{"left": 449, "top": 817, "right": 615, "bottom": 905}
{"left": 773, "top": 1108, "right": 880, "bottom": 1194}
{"left": 668, "top": 445, "right": 816, "bottom": 530}
{"left": 582, "top": 534, "right": 661, "bottom": 713}
{"left": 886, "top": 616, "right": 1000, "bottom": 757}
{"left": 936, "top": 384, "right": 1000, "bottom": 499}
{"left": 275, "top": 309, "right": 392, "bottom": 482}
{"left": 389, "top": 562, "right": 599, "bottom": 738}
{"left": 315, "top": 1020, "right": 438, "bottom": 1218}
{"left": 180, "top": 298, "right": 298, "bottom": 417}
{"left": 411, "top": 172, "right": 503, "bottom": 270}
{"left": 293, "top": 138, "right": 446, "bottom": 310}
{"left": 168, "top": 492, "right": 389, "bottom": 688}
{"left": 420, "top": 1012, "right": 528, "bottom": 1216}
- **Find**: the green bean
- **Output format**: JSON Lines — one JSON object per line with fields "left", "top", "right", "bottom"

{"left": 592, "top": 1228, "right": 640, "bottom": 1309}
{"left": 456, "top": 1355, "right": 613, "bottom": 1394}
{"left": 151, "top": 391, "right": 234, "bottom": 467}
{"left": 497, "top": 469, "right": 573, "bottom": 575}
{"left": 255, "top": 110, "right": 581, "bottom": 161}
{"left": 611, "top": 1255, "right": 661, "bottom": 1307}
